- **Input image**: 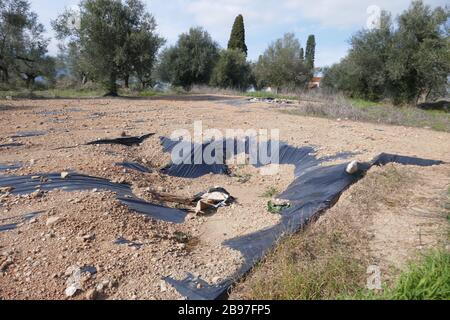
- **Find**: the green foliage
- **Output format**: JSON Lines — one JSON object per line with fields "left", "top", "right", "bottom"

{"left": 387, "top": 1, "right": 449, "bottom": 104}
{"left": 245, "top": 91, "right": 298, "bottom": 101}
{"left": 322, "top": 1, "right": 449, "bottom": 105}
{"left": 157, "top": 27, "right": 219, "bottom": 90}
{"left": 261, "top": 187, "right": 279, "bottom": 198}
{"left": 267, "top": 201, "right": 290, "bottom": 214}
{"left": 227, "top": 14, "right": 248, "bottom": 56}
{"left": 210, "top": 49, "right": 252, "bottom": 90}
{"left": 349, "top": 250, "right": 450, "bottom": 300}
{"left": 53, "top": 0, "right": 164, "bottom": 95}
{"left": 305, "top": 35, "right": 316, "bottom": 70}
{"left": 254, "top": 33, "right": 311, "bottom": 92}
{"left": 56, "top": 41, "right": 93, "bottom": 84}
{"left": 349, "top": 98, "right": 383, "bottom": 109}
{"left": 0, "top": 0, "right": 54, "bottom": 87}
{"left": 387, "top": 250, "right": 450, "bottom": 300}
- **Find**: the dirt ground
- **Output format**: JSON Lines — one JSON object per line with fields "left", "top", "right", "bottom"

{"left": 0, "top": 95, "right": 449, "bottom": 300}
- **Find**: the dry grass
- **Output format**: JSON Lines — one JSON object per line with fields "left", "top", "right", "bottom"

{"left": 282, "top": 92, "right": 450, "bottom": 132}
{"left": 232, "top": 165, "right": 416, "bottom": 300}
{"left": 190, "top": 85, "right": 244, "bottom": 96}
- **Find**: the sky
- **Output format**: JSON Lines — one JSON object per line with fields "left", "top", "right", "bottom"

{"left": 29, "top": 0, "right": 447, "bottom": 67}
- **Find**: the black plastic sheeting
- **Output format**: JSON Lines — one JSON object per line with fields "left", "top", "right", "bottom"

{"left": 0, "top": 143, "right": 24, "bottom": 148}
{"left": 10, "top": 131, "right": 46, "bottom": 138}
{"left": 164, "top": 153, "right": 443, "bottom": 300}
{"left": 160, "top": 137, "right": 230, "bottom": 178}
{"left": 117, "top": 197, "right": 186, "bottom": 223}
{"left": 0, "top": 173, "right": 186, "bottom": 224}
{"left": 160, "top": 137, "right": 356, "bottom": 179}
{"left": 86, "top": 134, "right": 154, "bottom": 147}
{"left": 116, "top": 162, "right": 152, "bottom": 173}
{"left": 0, "top": 163, "right": 22, "bottom": 171}
{"left": 114, "top": 237, "right": 143, "bottom": 249}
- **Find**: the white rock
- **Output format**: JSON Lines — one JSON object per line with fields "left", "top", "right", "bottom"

{"left": 346, "top": 161, "right": 359, "bottom": 174}
{"left": 60, "top": 172, "right": 70, "bottom": 179}
{"left": 46, "top": 216, "right": 62, "bottom": 226}
{"left": 65, "top": 283, "right": 81, "bottom": 297}
{"left": 160, "top": 280, "right": 167, "bottom": 292}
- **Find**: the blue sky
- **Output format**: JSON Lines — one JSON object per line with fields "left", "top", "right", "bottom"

{"left": 30, "top": 0, "right": 447, "bottom": 67}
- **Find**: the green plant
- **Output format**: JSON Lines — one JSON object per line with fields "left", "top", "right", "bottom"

{"left": 267, "top": 201, "right": 290, "bottom": 214}
{"left": 349, "top": 250, "right": 450, "bottom": 300}
{"left": 262, "top": 187, "right": 279, "bottom": 198}
{"left": 173, "top": 231, "right": 190, "bottom": 244}
{"left": 227, "top": 14, "right": 248, "bottom": 56}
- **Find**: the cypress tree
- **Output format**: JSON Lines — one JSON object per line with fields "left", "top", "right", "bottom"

{"left": 305, "top": 35, "right": 316, "bottom": 70}
{"left": 228, "top": 14, "right": 248, "bottom": 56}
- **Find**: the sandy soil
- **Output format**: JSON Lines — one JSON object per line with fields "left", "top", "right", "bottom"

{"left": 0, "top": 95, "right": 449, "bottom": 300}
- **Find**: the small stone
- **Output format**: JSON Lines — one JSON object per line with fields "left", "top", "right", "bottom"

{"left": 346, "top": 161, "right": 359, "bottom": 175}
{"left": 46, "top": 216, "right": 63, "bottom": 226}
{"left": 85, "top": 289, "right": 98, "bottom": 300}
{"left": 60, "top": 172, "right": 70, "bottom": 179}
{"left": 30, "top": 189, "right": 44, "bottom": 199}
{"left": 0, "top": 257, "right": 13, "bottom": 272}
{"left": 272, "top": 198, "right": 290, "bottom": 206}
{"left": 81, "top": 233, "right": 95, "bottom": 242}
{"left": 176, "top": 243, "right": 186, "bottom": 250}
{"left": 65, "top": 283, "right": 81, "bottom": 297}
{"left": 0, "top": 187, "right": 13, "bottom": 193}
{"left": 95, "top": 283, "right": 105, "bottom": 292}
{"left": 160, "top": 280, "right": 167, "bottom": 292}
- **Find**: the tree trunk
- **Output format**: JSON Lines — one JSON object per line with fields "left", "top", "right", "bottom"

{"left": 25, "top": 76, "right": 35, "bottom": 88}
{"left": 105, "top": 72, "right": 118, "bottom": 97}
{"left": 0, "top": 67, "right": 8, "bottom": 83}
{"left": 124, "top": 75, "right": 129, "bottom": 89}
{"left": 81, "top": 74, "right": 88, "bottom": 85}
{"left": 416, "top": 88, "right": 431, "bottom": 106}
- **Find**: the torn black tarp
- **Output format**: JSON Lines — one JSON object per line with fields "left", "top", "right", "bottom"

{"left": 160, "top": 137, "right": 230, "bottom": 178}
{"left": 116, "top": 162, "right": 152, "bottom": 173}
{"left": 164, "top": 153, "right": 443, "bottom": 300}
{"left": 10, "top": 131, "right": 46, "bottom": 138}
{"left": 117, "top": 197, "right": 186, "bottom": 223}
{"left": 0, "top": 143, "right": 24, "bottom": 148}
{"left": 0, "top": 173, "right": 186, "bottom": 224}
{"left": 160, "top": 137, "right": 356, "bottom": 179}
{"left": 86, "top": 133, "right": 154, "bottom": 147}
{"left": 0, "top": 163, "right": 22, "bottom": 171}
{"left": 114, "top": 237, "right": 143, "bottom": 249}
